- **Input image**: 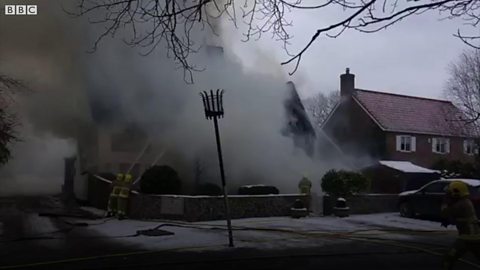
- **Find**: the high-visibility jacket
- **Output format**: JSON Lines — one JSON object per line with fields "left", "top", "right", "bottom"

{"left": 442, "top": 197, "right": 480, "bottom": 240}
{"left": 110, "top": 178, "right": 123, "bottom": 197}
{"left": 118, "top": 177, "right": 133, "bottom": 199}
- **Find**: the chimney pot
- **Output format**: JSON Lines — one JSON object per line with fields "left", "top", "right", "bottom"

{"left": 340, "top": 68, "right": 355, "bottom": 97}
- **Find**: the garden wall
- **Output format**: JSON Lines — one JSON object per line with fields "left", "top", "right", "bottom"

{"left": 127, "top": 193, "right": 307, "bottom": 221}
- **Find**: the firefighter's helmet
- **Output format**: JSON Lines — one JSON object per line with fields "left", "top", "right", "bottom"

{"left": 448, "top": 181, "right": 470, "bottom": 198}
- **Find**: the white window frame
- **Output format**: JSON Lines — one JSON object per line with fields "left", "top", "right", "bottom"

{"left": 464, "top": 139, "right": 477, "bottom": 155}
{"left": 432, "top": 137, "right": 450, "bottom": 154}
{"left": 396, "top": 135, "right": 416, "bottom": 152}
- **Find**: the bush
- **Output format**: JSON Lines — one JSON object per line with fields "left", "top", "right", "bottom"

{"left": 237, "top": 185, "right": 280, "bottom": 195}
{"left": 195, "top": 183, "right": 223, "bottom": 196}
{"left": 321, "top": 169, "right": 370, "bottom": 198}
{"left": 140, "top": 165, "right": 182, "bottom": 194}
{"left": 433, "top": 159, "right": 480, "bottom": 178}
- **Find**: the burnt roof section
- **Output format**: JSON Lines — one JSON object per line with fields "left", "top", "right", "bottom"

{"left": 284, "top": 81, "right": 316, "bottom": 137}
{"left": 352, "top": 89, "right": 477, "bottom": 137}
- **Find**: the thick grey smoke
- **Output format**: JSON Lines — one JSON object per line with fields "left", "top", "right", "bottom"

{"left": 0, "top": 1, "right": 89, "bottom": 195}
{"left": 0, "top": 0, "right": 347, "bottom": 195}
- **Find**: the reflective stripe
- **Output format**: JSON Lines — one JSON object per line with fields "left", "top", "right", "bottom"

{"left": 119, "top": 187, "right": 130, "bottom": 198}
{"left": 112, "top": 186, "right": 122, "bottom": 195}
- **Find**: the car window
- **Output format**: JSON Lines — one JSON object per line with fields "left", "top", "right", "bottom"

{"left": 469, "top": 186, "right": 480, "bottom": 195}
{"left": 423, "top": 182, "right": 448, "bottom": 193}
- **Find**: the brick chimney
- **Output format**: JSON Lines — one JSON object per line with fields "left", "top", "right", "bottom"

{"left": 340, "top": 68, "right": 355, "bottom": 97}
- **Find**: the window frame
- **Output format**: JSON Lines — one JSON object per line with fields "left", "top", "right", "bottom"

{"left": 422, "top": 182, "right": 448, "bottom": 194}
{"left": 396, "top": 135, "right": 416, "bottom": 153}
{"left": 432, "top": 137, "right": 450, "bottom": 154}
{"left": 464, "top": 139, "right": 476, "bottom": 156}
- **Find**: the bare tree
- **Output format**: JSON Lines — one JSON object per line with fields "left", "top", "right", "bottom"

{"left": 71, "top": 0, "right": 480, "bottom": 80}
{"left": 445, "top": 49, "right": 480, "bottom": 131}
{"left": 304, "top": 90, "right": 340, "bottom": 128}
{"left": 0, "top": 75, "right": 22, "bottom": 165}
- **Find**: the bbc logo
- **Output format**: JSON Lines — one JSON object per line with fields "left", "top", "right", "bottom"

{"left": 4, "top": 5, "right": 37, "bottom": 15}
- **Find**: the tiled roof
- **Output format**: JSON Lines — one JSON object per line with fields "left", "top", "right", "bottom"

{"left": 353, "top": 89, "right": 477, "bottom": 137}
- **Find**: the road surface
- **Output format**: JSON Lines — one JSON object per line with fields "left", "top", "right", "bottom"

{"left": 0, "top": 196, "right": 478, "bottom": 270}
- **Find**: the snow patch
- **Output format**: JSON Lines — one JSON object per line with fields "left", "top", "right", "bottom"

{"left": 379, "top": 160, "right": 439, "bottom": 174}
{"left": 399, "top": 190, "right": 418, "bottom": 196}
{"left": 80, "top": 206, "right": 106, "bottom": 217}
{"left": 67, "top": 210, "right": 457, "bottom": 252}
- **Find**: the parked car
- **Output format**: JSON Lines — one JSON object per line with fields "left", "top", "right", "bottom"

{"left": 398, "top": 178, "right": 480, "bottom": 219}
{"left": 237, "top": 185, "right": 280, "bottom": 195}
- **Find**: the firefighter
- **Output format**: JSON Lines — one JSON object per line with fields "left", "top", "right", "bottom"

{"left": 117, "top": 173, "right": 133, "bottom": 220}
{"left": 106, "top": 173, "right": 124, "bottom": 217}
{"left": 298, "top": 176, "right": 312, "bottom": 194}
{"left": 441, "top": 180, "right": 480, "bottom": 270}
{"left": 298, "top": 175, "right": 312, "bottom": 212}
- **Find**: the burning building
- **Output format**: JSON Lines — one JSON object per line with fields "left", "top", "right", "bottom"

{"left": 0, "top": 2, "right": 348, "bottom": 199}
{"left": 71, "top": 45, "right": 324, "bottom": 200}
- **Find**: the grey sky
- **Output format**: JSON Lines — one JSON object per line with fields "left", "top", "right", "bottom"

{"left": 0, "top": 1, "right": 472, "bottom": 101}
{"left": 226, "top": 6, "right": 470, "bottom": 100}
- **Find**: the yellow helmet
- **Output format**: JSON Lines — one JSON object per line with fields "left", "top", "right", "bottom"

{"left": 448, "top": 181, "right": 470, "bottom": 198}
{"left": 116, "top": 173, "right": 124, "bottom": 181}
{"left": 124, "top": 174, "right": 133, "bottom": 183}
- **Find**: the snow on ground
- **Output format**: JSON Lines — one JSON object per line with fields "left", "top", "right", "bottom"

{"left": 80, "top": 206, "right": 106, "bottom": 217}
{"left": 21, "top": 214, "right": 66, "bottom": 248}
{"left": 200, "top": 212, "right": 457, "bottom": 233}
{"left": 65, "top": 211, "right": 458, "bottom": 252}
{"left": 76, "top": 218, "right": 232, "bottom": 251}
{"left": 22, "top": 214, "right": 58, "bottom": 235}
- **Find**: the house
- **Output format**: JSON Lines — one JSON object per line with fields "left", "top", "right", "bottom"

{"left": 322, "top": 68, "right": 478, "bottom": 170}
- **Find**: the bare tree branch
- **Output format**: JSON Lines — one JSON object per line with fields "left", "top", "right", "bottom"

{"left": 445, "top": 49, "right": 480, "bottom": 137}
{"left": 70, "top": 0, "right": 480, "bottom": 78}
{"left": 0, "top": 74, "right": 23, "bottom": 165}
{"left": 304, "top": 90, "right": 340, "bottom": 128}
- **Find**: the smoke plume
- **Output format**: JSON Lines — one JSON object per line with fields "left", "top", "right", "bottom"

{"left": 0, "top": 0, "right": 347, "bottom": 196}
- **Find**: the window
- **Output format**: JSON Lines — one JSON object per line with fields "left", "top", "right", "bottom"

{"left": 396, "top": 135, "right": 416, "bottom": 152}
{"left": 464, "top": 139, "right": 477, "bottom": 155}
{"left": 423, "top": 182, "right": 448, "bottom": 193}
{"left": 432, "top": 137, "right": 450, "bottom": 154}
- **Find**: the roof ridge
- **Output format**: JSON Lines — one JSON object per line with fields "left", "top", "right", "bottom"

{"left": 355, "top": 88, "right": 452, "bottom": 104}
{"left": 351, "top": 95, "right": 386, "bottom": 130}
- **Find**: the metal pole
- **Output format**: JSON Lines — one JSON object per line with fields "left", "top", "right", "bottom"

{"left": 213, "top": 116, "right": 234, "bottom": 247}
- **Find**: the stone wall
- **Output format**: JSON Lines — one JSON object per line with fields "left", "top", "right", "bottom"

{"left": 87, "top": 178, "right": 398, "bottom": 220}
{"left": 128, "top": 194, "right": 307, "bottom": 221}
